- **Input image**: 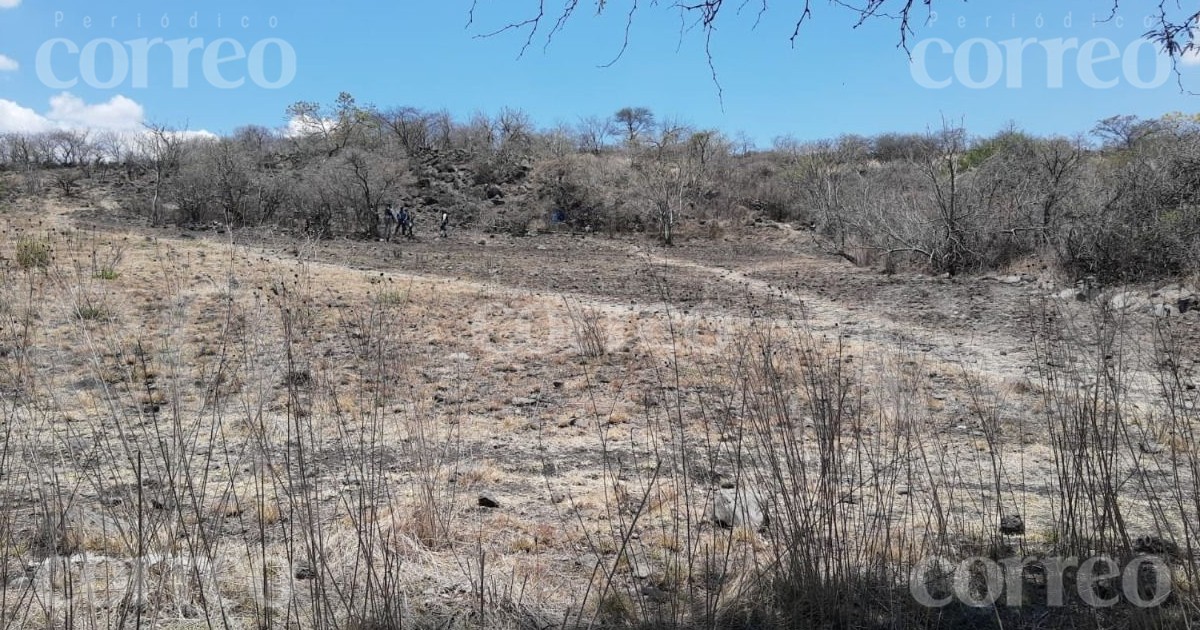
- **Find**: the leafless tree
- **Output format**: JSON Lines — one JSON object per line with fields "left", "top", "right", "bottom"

{"left": 376, "top": 106, "right": 434, "bottom": 155}
{"left": 206, "top": 139, "right": 255, "bottom": 224}
{"left": 430, "top": 109, "right": 455, "bottom": 150}
{"left": 92, "top": 131, "right": 123, "bottom": 164}
{"left": 731, "top": 131, "right": 757, "bottom": 157}
{"left": 576, "top": 115, "right": 615, "bottom": 154}
{"left": 44, "top": 129, "right": 93, "bottom": 167}
{"left": 923, "top": 124, "right": 975, "bottom": 273}
{"left": 687, "top": 129, "right": 731, "bottom": 179}
{"left": 1091, "top": 114, "right": 1162, "bottom": 150}
{"left": 3, "top": 133, "right": 43, "bottom": 167}
{"left": 540, "top": 122, "right": 577, "bottom": 158}
{"left": 343, "top": 150, "right": 405, "bottom": 236}
{"left": 1032, "top": 136, "right": 1087, "bottom": 236}
{"left": 232, "top": 125, "right": 279, "bottom": 159}
{"left": 497, "top": 107, "right": 534, "bottom": 153}
{"left": 459, "top": 111, "right": 498, "bottom": 154}
{"left": 137, "top": 123, "right": 188, "bottom": 226}
{"left": 637, "top": 160, "right": 687, "bottom": 246}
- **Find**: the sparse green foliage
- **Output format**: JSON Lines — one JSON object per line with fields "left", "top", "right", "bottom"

{"left": 16, "top": 235, "right": 51, "bottom": 270}
{"left": 74, "top": 304, "right": 109, "bottom": 321}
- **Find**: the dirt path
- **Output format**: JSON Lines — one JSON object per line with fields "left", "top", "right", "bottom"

{"left": 638, "top": 247, "right": 1041, "bottom": 383}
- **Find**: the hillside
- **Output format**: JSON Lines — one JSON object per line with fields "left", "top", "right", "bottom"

{"left": 0, "top": 165, "right": 1198, "bottom": 628}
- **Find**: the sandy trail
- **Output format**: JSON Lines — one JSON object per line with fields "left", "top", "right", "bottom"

{"left": 637, "top": 247, "right": 1041, "bottom": 384}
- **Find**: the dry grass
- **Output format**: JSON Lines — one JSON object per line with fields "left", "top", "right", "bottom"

{"left": 0, "top": 190, "right": 1196, "bottom": 629}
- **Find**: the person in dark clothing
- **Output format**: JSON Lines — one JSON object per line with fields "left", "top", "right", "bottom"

{"left": 439, "top": 210, "right": 449, "bottom": 238}
{"left": 385, "top": 204, "right": 399, "bottom": 241}
{"left": 397, "top": 207, "right": 412, "bottom": 238}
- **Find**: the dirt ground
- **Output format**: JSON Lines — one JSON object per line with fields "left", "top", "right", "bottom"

{"left": 1, "top": 191, "right": 1198, "bottom": 626}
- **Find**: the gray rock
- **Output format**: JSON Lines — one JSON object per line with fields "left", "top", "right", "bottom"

{"left": 1152, "top": 303, "right": 1178, "bottom": 318}
{"left": 1155, "top": 289, "right": 1188, "bottom": 303}
{"left": 640, "top": 584, "right": 672, "bottom": 603}
{"left": 999, "top": 514, "right": 1025, "bottom": 535}
{"left": 574, "top": 553, "right": 601, "bottom": 571}
{"left": 1140, "top": 440, "right": 1166, "bottom": 455}
{"left": 1133, "top": 535, "right": 1180, "bottom": 557}
{"left": 710, "top": 488, "right": 766, "bottom": 530}
{"left": 477, "top": 495, "right": 500, "bottom": 509}
{"left": 1108, "top": 291, "right": 1149, "bottom": 311}
{"left": 630, "top": 559, "right": 653, "bottom": 579}
{"left": 1151, "top": 288, "right": 1197, "bottom": 314}
{"left": 294, "top": 561, "right": 316, "bottom": 580}
{"left": 622, "top": 549, "right": 654, "bottom": 579}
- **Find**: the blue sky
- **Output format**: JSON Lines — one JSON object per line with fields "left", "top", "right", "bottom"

{"left": 0, "top": 0, "right": 1196, "bottom": 145}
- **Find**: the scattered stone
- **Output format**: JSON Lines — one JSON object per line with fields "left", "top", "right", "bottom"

{"left": 998, "top": 275, "right": 1023, "bottom": 285}
{"left": 640, "top": 584, "right": 672, "bottom": 603}
{"left": 1152, "top": 303, "right": 1178, "bottom": 318}
{"left": 710, "top": 487, "right": 766, "bottom": 530}
{"left": 1107, "top": 291, "right": 1148, "bottom": 311}
{"left": 294, "top": 561, "right": 316, "bottom": 581}
{"left": 1139, "top": 440, "right": 1166, "bottom": 455}
{"left": 574, "top": 553, "right": 601, "bottom": 571}
{"left": 1133, "top": 535, "right": 1181, "bottom": 558}
{"left": 999, "top": 514, "right": 1025, "bottom": 536}
{"left": 630, "top": 558, "right": 653, "bottom": 580}
{"left": 478, "top": 495, "right": 500, "bottom": 509}
{"left": 1, "top": 559, "right": 27, "bottom": 587}
{"left": 1154, "top": 288, "right": 1192, "bottom": 304}
{"left": 510, "top": 396, "right": 538, "bottom": 407}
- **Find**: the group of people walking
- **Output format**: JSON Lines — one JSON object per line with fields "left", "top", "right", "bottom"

{"left": 385, "top": 204, "right": 449, "bottom": 241}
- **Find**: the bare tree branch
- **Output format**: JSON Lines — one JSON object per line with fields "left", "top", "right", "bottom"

{"left": 470, "top": 0, "right": 1198, "bottom": 66}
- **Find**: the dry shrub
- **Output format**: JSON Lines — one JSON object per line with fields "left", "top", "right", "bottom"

{"left": 563, "top": 298, "right": 607, "bottom": 358}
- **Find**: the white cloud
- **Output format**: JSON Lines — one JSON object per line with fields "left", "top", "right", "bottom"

{"left": 0, "top": 93, "right": 214, "bottom": 141}
{"left": 0, "top": 93, "right": 144, "bottom": 133}
{"left": 0, "top": 99, "right": 51, "bottom": 133}
{"left": 0, "top": 0, "right": 20, "bottom": 8}
{"left": 1183, "top": 49, "right": 1200, "bottom": 66}
{"left": 0, "top": 55, "right": 17, "bottom": 72}
{"left": 284, "top": 114, "right": 335, "bottom": 139}
{"left": 169, "top": 129, "right": 219, "bottom": 142}
{"left": 46, "top": 93, "right": 145, "bottom": 131}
